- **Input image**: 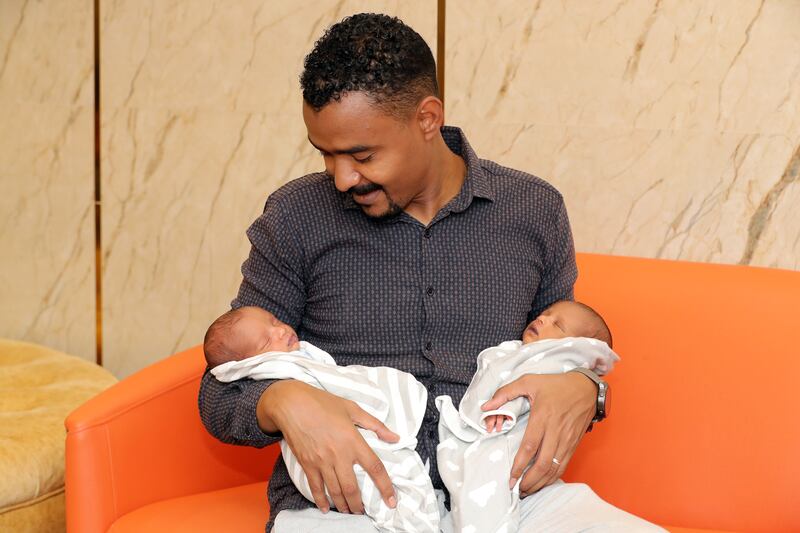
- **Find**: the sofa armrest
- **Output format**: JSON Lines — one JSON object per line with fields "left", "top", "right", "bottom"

{"left": 65, "top": 345, "right": 279, "bottom": 533}
{"left": 568, "top": 253, "right": 800, "bottom": 532}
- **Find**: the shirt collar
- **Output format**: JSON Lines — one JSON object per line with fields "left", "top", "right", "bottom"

{"left": 440, "top": 126, "right": 494, "bottom": 214}
{"left": 341, "top": 125, "right": 495, "bottom": 212}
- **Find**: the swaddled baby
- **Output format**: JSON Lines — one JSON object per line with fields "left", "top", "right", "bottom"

{"left": 436, "top": 301, "right": 618, "bottom": 533}
{"left": 204, "top": 308, "right": 439, "bottom": 533}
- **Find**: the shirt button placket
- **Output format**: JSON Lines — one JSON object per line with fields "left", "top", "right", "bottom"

{"left": 421, "top": 225, "right": 434, "bottom": 361}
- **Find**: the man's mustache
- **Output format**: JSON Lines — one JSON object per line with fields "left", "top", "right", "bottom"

{"left": 349, "top": 182, "right": 382, "bottom": 196}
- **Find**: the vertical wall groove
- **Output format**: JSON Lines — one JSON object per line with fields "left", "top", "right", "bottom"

{"left": 437, "top": 0, "right": 445, "bottom": 105}
{"left": 93, "top": 0, "right": 103, "bottom": 366}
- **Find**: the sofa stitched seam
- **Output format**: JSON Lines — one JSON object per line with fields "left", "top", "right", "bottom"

{"left": 105, "top": 424, "right": 119, "bottom": 520}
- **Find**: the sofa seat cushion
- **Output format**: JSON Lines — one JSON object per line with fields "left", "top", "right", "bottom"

{"left": 108, "top": 482, "right": 270, "bottom": 533}
{"left": 108, "top": 480, "right": 736, "bottom": 533}
{"left": 0, "top": 338, "right": 117, "bottom": 528}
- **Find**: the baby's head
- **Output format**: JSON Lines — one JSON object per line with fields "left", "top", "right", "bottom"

{"left": 522, "top": 300, "right": 612, "bottom": 347}
{"left": 203, "top": 306, "right": 300, "bottom": 368}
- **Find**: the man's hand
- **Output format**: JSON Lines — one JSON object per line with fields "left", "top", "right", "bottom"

{"left": 258, "top": 380, "right": 399, "bottom": 514}
{"left": 481, "top": 373, "right": 596, "bottom": 497}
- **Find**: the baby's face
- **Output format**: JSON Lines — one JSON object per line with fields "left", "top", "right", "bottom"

{"left": 522, "top": 301, "right": 591, "bottom": 344}
{"left": 233, "top": 309, "right": 300, "bottom": 357}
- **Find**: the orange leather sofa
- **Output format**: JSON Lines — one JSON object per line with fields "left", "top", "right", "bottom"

{"left": 65, "top": 253, "right": 800, "bottom": 532}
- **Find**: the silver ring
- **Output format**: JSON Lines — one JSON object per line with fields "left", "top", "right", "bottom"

{"left": 552, "top": 458, "right": 561, "bottom": 466}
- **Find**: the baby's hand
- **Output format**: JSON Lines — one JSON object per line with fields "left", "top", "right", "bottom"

{"left": 483, "top": 414, "right": 511, "bottom": 433}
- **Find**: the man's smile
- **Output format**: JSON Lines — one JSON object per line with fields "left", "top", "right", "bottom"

{"left": 349, "top": 182, "right": 384, "bottom": 206}
{"left": 353, "top": 189, "right": 382, "bottom": 205}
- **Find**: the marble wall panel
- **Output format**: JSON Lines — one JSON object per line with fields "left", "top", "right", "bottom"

{"left": 0, "top": 0, "right": 95, "bottom": 361}
{"left": 101, "top": 1, "right": 438, "bottom": 377}
{"left": 445, "top": 0, "right": 800, "bottom": 270}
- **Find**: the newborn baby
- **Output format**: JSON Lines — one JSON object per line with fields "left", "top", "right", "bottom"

{"left": 483, "top": 299, "right": 613, "bottom": 431}
{"left": 436, "top": 300, "right": 618, "bottom": 533}
{"left": 205, "top": 308, "right": 440, "bottom": 533}
{"left": 203, "top": 306, "right": 300, "bottom": 368}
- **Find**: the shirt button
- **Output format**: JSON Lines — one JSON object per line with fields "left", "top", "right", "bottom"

{"left": 426, "top": 286, "right": 434, "bottom": 296}
{"left": 423, "top": 228, "right": 431, "bottom": 238}
{"left": 425, "top": 341, "right": 432, "bottom": 351}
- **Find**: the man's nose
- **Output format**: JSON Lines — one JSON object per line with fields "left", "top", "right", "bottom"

{"left": 331, "top": 159, "right": 361, "bottom": 192}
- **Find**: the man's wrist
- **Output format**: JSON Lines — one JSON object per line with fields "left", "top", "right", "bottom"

{"left": 566, "top": 370, "right": 599, "bottom": 415}
{"left": 568, "top": 367, "right": 609, "bottom": 427}
{"left": 256, "top": 380, "right": 294, "bottom": 435}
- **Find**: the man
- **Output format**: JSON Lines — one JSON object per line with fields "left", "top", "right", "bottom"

{"left": 199, "top": 13, "right": 662, "bottom": 532}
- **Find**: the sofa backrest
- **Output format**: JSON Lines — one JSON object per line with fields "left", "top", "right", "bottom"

{"left": 568, "top": 253, "right": 800, "bottom": 532}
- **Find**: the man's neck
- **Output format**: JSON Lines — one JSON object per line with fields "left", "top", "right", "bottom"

{"left": 405, "top": 135, "right": 467, "bottom": 226}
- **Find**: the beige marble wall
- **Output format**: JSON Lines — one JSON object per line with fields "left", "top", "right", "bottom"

{"left": 101, "top": 1, "right": 438, "bottom": 377}
{"left": 446, "top": 0, "right": 800, "bottom": 270}
{"left": 10, "top": 0, "right": 796, "bottom": 377}
{"left": 0, "top": 1, "right": 96, "bottom": 361}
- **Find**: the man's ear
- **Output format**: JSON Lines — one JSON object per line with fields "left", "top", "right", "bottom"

{"left": 416, "top": 96, "right": 444, "bottom": 140}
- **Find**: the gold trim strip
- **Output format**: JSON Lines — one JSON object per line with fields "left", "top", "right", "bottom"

{"left": 437, "top": 0, "right": 446, "bottom": 105}
{"left": 93, "top": 0, "right": 103, "bottom": 367}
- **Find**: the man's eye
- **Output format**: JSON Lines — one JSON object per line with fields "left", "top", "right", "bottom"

{"left": 353, "top": 154, "right": 374, "bottom": 164}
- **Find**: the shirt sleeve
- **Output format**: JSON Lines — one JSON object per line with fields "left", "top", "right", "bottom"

{"left": 198, "top": 369, "right": 282, "bottom": 447}
{"left": 232, "top": 194, "right": 306, "bottom": 329}
{"left": 528, "top": 198, "right": 578, "bottom": 322}
{"left": 198, "top": 193, "right": 305, "bottom": 446}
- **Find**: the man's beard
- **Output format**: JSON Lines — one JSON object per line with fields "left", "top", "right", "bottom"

{"left": 350, "top": 183, "right": 403, "bottom": 220}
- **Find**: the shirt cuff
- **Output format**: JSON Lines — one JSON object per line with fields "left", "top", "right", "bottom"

{"left": 232, "top": 378, "right": 284, "bottom": 447}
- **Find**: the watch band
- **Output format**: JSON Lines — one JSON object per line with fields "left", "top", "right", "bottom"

{"left": 568, "top": 367, "right": 608, "bottom": 424}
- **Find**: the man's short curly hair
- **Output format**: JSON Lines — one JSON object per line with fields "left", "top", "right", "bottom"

{"left": 301, "top": 13, "right": 439, "bottom": 117}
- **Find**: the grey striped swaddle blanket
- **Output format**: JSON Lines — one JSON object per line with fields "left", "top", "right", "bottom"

{"left": 211, "top": 342, "right": 440, "bottom": 533}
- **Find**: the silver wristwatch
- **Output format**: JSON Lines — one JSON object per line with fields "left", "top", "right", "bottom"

{"left": 569, "top": 367, "right": 609, "bottom": 430}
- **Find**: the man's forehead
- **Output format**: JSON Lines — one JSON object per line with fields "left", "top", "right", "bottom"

{"left": 303, "top": 92, "right": 385, "bottom": 122}
{"left": 303, "top": 93, "right": 405, "bottom": 136}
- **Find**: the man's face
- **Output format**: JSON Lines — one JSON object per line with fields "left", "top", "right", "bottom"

{"left": 303, "top": 92, "right": 430, "bottom": 219}
{"left": 522, "top": 301, "right": 591, "bottom": 344}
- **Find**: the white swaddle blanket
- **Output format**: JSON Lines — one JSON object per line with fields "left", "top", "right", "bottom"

{"left": 435, "top": 337, "right": 619, "bottom": 533}
{"left": 211, "top": 342, "right": 440, "bottom": 533}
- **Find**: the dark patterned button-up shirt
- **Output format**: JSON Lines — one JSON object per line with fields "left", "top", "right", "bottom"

{"left": 198, "top": 126, "right": 577, "bottom": 531}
